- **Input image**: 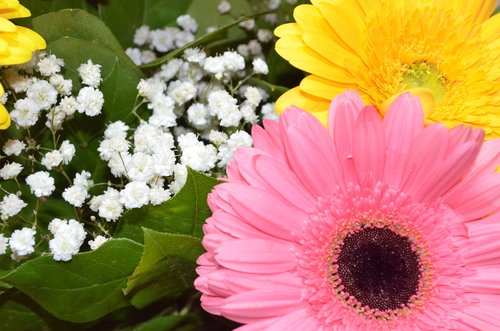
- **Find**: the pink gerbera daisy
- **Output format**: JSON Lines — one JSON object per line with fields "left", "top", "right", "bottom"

{"left": 195, "top": 90, "right": 500, "bottom": 330}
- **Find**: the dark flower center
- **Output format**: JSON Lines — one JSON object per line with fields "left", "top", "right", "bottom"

{"left": 336, "top": 227, "right": 421, "bottom": 311}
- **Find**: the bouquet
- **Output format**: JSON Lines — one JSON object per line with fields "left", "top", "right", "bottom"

{"left": 0, "top": 0, "right": 499, "bottom": 330}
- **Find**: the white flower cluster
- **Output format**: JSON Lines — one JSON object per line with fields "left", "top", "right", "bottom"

{"left": 4, "top": 52, "right": 104, "bottom": 131}
{"left": 48, "top": 219, "right": 86, "bottom": 261}
{"left": 126, "top": 14, "right": 198, "bottom": 66}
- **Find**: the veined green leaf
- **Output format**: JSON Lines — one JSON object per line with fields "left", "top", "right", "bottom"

{"left": 125, "top": 229, "right": 204, "bottom": 309}
{"left": 1, "top": 239, "right": 143, "bottom": 323}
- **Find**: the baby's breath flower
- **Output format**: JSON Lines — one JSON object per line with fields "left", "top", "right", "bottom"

{"left": 119, "top": 181, "right": 150, "bottom": 209}
{"left": 0, "top": 234, "right": 8, "bottom": 255}
{"left": 76, "top": 86, "right": 104, "bottom": 116}
{"left": 133, "top": 25, "right": 151, "bottom": 46}
{"left": 218, "top": 0, "right": 231, "bottom": 14}
{"left": 0, "top": 194, "right": 27, "bottom": 219}
{"left": 9, "top": 228, "right": 36, "bottom": 257}
{"left": 0, "top": 162, "right": 23, "bottom": 180}
{"left": 89, "top": 235, "right": 108, "bottom": 250}
{"left": 37, "top": 54, "right": 64, "bottom": 76}
{"left": 3, "top": 139, "right": 26, "bottom": 156}
{"left": 252, "top": 58, "right": 269, "bottom": 75}
{"left": 26, "top": 171, "right": 55, "bottom": 197}
{"left": 41, "top": 150, "right": 63, "bottom": 170}
{"left": 26, "top": 80, "right": 58, "bottom": 110}
{"left": 77, "top": 59, "right": 102, "bottom": 87}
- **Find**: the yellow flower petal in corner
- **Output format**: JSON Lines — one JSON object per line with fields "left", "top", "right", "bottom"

{"left": 276, "top": 86, "right": 331, "bottom": 125}
{"left": 275, "top": 0, "right": 500, "bottom": 138}
{"left": 0, "top": 103, "right": 11, "bottom": 130}
{"left": 0, "top": 0, "right": 46, "bottom": 130}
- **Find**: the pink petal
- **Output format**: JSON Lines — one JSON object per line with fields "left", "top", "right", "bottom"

{"left": 254, "top": 153, "right": 317, "bottom": 213}
{"left": 464, "top": 265, "right": 500, "bottom": 294}
{"left": 252, "top": 121, "right": 287, "bottom": 165}
{"left": 208, "top": 210, "right": 277, "bottom": 241}
{"left": 235, "top": 318, "right": 280, "bottom": 331}
{"left": 352, "top": 106, "right": 385, "bottom": 184}
{"left": 468, "top": 138, "right": 500, "bottom": 177}
{"left": 382, "top": 93, "right": 424, "bottom": 188}
{"left": 411, "top": 140, "right": 481, "bottom": 203}
{"left": 400, "top": 124, "right": 449, "bottom": 196}
{"left": 282, "top": 126, "right": 340, "bottom": 197}
{"left": 228, "top": 183, "right": 306, "bottom": 241}
{"left": 456, "top": 294, "right": 500, "bottom": 330}
{"left": 214, "top": 238, "right": 295, "bottom": 274}
{"left": 266, "top": 308, "right": 322, "bottom": 331}
{"left": 327, "top": 89, "right": 365, "bottom": 137}
{"left": 445, "top": 173, "right": 500, "bottom": 221}
{"left": 220, "top": 288, "right": 303, "bottom": 324}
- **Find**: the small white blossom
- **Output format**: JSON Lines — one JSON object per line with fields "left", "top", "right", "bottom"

{"left": 218, "top": 130, "right": 253, "bottom": 166}
{"left": 120, "top": 181, "right": 150, "bottom": 209}
{"left": 248, "top": 40, "right": 262, "bottom": 56}
{"left": 62, "top": 185, "right": 89, "bottom": 207}
{"left": 77, "top": 59, "right": 102, "bottom": 87}
{"left": 239, "top": 19, "right": 255, "bottom": 31}
{"left": 48, "top": 218, "right": 66, "bottom": 234}
{"left": 141, "top": 50, "right": 157, "bottom": 64}
{"left": 175, "top": 31, "right": 195, "bottom": 48}
{"left": 223, "top": 51, "right": 245, "bottom": 72}
{"left": 49, "top": 219, "right": 86, "bottom": 261}
{"left": 98, "top": 137, "right": 129, "bottom": 161}
{"left": 73, "top": 171, "right": 93, "bottom": 189}
{"left": 126, "top": 47, "right": 143, "bottom": 65}
{"left": 268, "top": 0, "right": 281, "bottom": 10}
{"left": 10, "top": 98, "right": 41, "bottom": 127}
{"left": 149, "top": 187, "right": 171, "bottom": 205}
{"left": 169, "top": 81, "right": 197, "bottom": 105}
{"left": 0, "top": 162, "right": 23, "bottom": 179}
{"left": 58, "top": 96, "right": 79, "bottom": 116}
{"left": 187, "top": 103, "right": 210, "bottom": 128}
{"left": 177, "top": 15, "right": 198, "bottom": 33}
{"left": 0, "top": 194, "right": 27, "bottom": 219}
{"left": 127, "top": 152, "right": 155, "bottom": 182}
{"left": 105, "top": 121, "right": 129, "bottom": 140}
{"left": 244, "top": 86, "right": 263, "bottom": 106}
{"left": 183, "top": 48, "right": 206, "bottom": 63}
{"left": 137, "top": 78, "right": 165, "bottom": 101}
{"left": 107, "top": 152, "right": 131, "bottom": 177}
{"left": 148, "top": 95, "right": 177, "bottom": 127}
{"left": 90, "top": 188, "right": 123, "bottom": 221}
{"left": 37, "top": 54, "right": 64, "bottom": 76}
{"left": 76, "top": 86, "right": 104, "bottom": 116}
{"left": 208, "top": 130, "right": 228, "bottom": 146}
{"left": 178, "top": 133, "right": 218, "bottom": 172}
{"left": 264, "top": 13, "right": 278, "bottom": 24}
{"left": 49, "top": 74, "right": 72, "bottom": 95}
{"left": 203, "top": 56, "right": 225, "bottom": 79}
{"left": 26, "top": 171, "right": 55, "bottom": 197}
{"left": 0, "top": 234, "right": 8, "bottom": 254}
{"left": 9, "top": 228, "right": 36, "bottom": 257}
{"left": 133, "top": 25, "right": 150, "bottom": 46}
{"left": 150, "top": 27, "right": 179, "bottom": 52}
{"left": 218, "top": 0, "right": 231, "bottom": 13}
{"left": 240, "top": 102, "right": 258, "bottom": 124}
{"left": 59, "top": 140, "right": 76, "bottom": 164}
{"left": 26, "top": 80, "right": 58, "bottom": 110}
{"left": 169, "top": 164, "right": 187, "bottom": 194}
{"left": 158, "top": 59, "right": 184, "bottom": 81}
{"left": 252, "top": 58, "right": 269, "bottom": 75}
{"left": 41, "top": 150, "right": 63, "bottom": 170}
{"left": 89, "top": 235, "right": 108, "bottom": 250}
{"left": 261, "top": 102, "right": 278, "bottom": 121}
{"left": 257, "top": 29, "right": 274, "bottom": 43}
{"left": 151, "top": 150, "right": 176, "bottom": 177}
{"left": 3, "top": 139, "right": 26, "bottom": 156}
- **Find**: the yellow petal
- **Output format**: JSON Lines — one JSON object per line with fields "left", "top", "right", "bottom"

{"left": 482, "top": 13, "right": 500, "bottom": 45}
{"left": 0, "top": 2, "right": 31, "bottom": 20}
{"left": 300, "top": 75, "right": 359, "bottom": 100}
{"left": 276, "top": 86, "right": 331, "bottom": 115}
{"left": 441, "top": 0, "right": 497, "bottom": 24}
{"left": 0, "top": 17, "right": 15, "bottom": 32}
{"left": 0, "top": 103, "right": 11, "bottom": 130}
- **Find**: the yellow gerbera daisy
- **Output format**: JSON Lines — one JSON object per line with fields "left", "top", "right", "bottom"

{"left": 0, "top": 0, "right": 46, "bottom": 129}
{"left": 275, "top": 0, "right": 500, "bottom": 137}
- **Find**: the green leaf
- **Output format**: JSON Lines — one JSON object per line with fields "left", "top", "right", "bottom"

{"left": 133, "top": 314, "right": 200, "bottom": 331}
{"left": 97, "top": 0, "right": 194, "bottom": 49}
{"left": 32, "top": 9, "right": 144, "bottom": 123}
{"left": 116, "top": 169, "right": 219, "bottom": 242}
{"left": 0, "top": 291, "right": 50, "bottom": 331}
{"left": 1, "top": 239, "right": 143, "bottom": 323}
{"left": 16, "top": 0, "right": 98, "bottom": 24}
{"left": 125, "top": 229, "right": 204, "bottom": 309}
{"left": 141, "top": 10, "right": 271, "bottom": 68}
